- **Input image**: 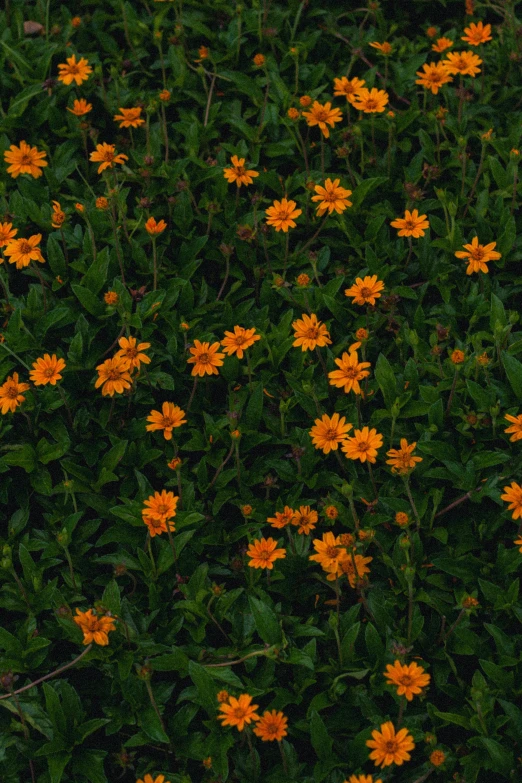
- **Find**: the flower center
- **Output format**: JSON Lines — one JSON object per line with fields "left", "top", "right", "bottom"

{"left": 385, "top": 740, "right": 398, "bottom": 753}
{"left": 20, "top": 155, "right": 32, "bottom": 165}
{"left": 44, "top": 367, "right": 56, "bottom": 377}
{"left": 306, "top": 327, "right": 319, "bottom": 339}
{"left": 358, "top": 440, "right": 370, "bottom": 452}
{"left": 157, "top": 503, "right": 169, "bottom": 515}
{"left": 234, "top": 707, "right": 246, "bottom": 719}
{"left": 315, "top": 109, "right": 329, "bottom": 121}
{"left": 235, "top": 166, "right": 246, "bottom": 176}
{"left": 400, "top": 674, "right": 412, "bottom": 685}
{"left": 234, "top": 335, "right": 245, "bottom": 345}
{"left": 125, "top": 347, "right": 138, "bottom": 359}
{"left": 325, "top": 428, "right": 338, "bottom": 441}
{"left": 325, "top": 546, "right": 339, "bottom": 558}
{"left": 344, "top": 366, "right": 359, "bottom": 378}
{"left": 19, "top": 241, "right": 33, "bottom": 254}
{"left": 404, "top": 220, "right": 415, "bottom": 230}
{"left": 107, "top": 369, "right": 121, "bottom": 380}
{"left": 6, "top": 385, "right": 19, "bottom": 399}
{"left": 104, "top": 151, "right": 115, "bottom": 162}
{"left": 68, "top": 64, "right": 80, "bottom": 74}
{"left": 365, "top": 99, "right": 378, "bottom": 110}
{"left": 161, "top": 416, "right": 175, "bottom": 428}
{"left": 470, "top": 247, "right": 484, "bottom": 261}
{"left": 360, "top": 287, "right": 372, "bottom": 298}
{"left": 199, "top": 352, "right": 210, "bottom": 364}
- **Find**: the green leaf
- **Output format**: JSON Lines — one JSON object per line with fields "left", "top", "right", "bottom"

{"left": 466, "top": 379, "right": 493, "bottom": 410}
{"left": 101, "top": 579, "right": 121, "bottom": 615}
{"left": 244, "top": 382, "right": 264, "bottom": 430}
{"left": 138, "top": 705, "right": 170, "bottom": 744}
{"left": 248, "top": 595, "right": 282, "bottom": 644}
{"left": 71, "top": 749, "right": 108, "bottom": 783}
{"left": 502, "top": 351, "right": 522, "bottom": 400}
{"left": 99, "top": 440, "right": 128, "bottom": 473}
{"left": 490, "top": 293, "right": 507, "bottom": 331}
{"left": 432, "top": 709, "right": 471, "bottom": 729}
{"left": 72, "top": 285, "right": 106, "bottom": 316}
{"left": 1, "top": 444, "right": 37, "bottom": 473}
{"left": 188, "top": 660, "right": 217, "bottom": 716}
{"left": 374, "top": 353, "right": 397, "bottom": 410}
{"left": 150, "top": 648, "right": 189, "bottom": 673}
{"left": 81, "top": 248, "right": 110, "bottom": 295}
{"left": 47, "top": 753, "right": 72, "bottom": 783}
{"left": 309, "top": 710, "right": 333, "bottom": 760}
{"left": 350, "top": 177, "right": 388, "bottom": 210}
{"left": 47, "top": 235, "right": 67, "bottom": 277}
{"left": 43, "top": 683, "right": 66, "bottom": 736}
{"left": 364, "top": 622, "right": 384, "bottom": 663}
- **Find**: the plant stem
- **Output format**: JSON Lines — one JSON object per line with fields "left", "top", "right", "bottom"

{"left": 186, "top": 377, "right": 198, "bottom": 411}
{"left": 204, "top": 646, "right": 276, "bottom": 667}
{"left": 0, "top": 645, "right": 93, "bottom": 701}
{"left": 403, "top": 476, "right": 421, "bottom": 529}
{"left": 151, "top": 237, "right": 158, "bottom": 291}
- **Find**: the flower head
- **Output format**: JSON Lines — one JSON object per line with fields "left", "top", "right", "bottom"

{"left": 311, "top": 178, "right": 352, "bottom": 216}
{"left": 442, "top": 50, "right": 482, "bottom": 76}
{"left": 114, "top": 107, "right": 145, "bottom": 128}
{"left": 337, "top": 551, "right": 372, "bottom": 586}
{"left": 384, "top": 660, "right": 431, "bottom": 701}
{"left": 4, "top": 141, "right": 48, "bottom": 179}
{"left": 342, "top": 427, "right": 383, "bottom": 464}
{"left": 267, "top": 506, "right": 294, "bottom": 529}
{"left": 432, "top": 37, "right": 453, "bottom": 52}
{"left": 415, "top": 62, "right": 453, "bottom": 94}
{"left": 0, "top": 373, "right": 30, "bottom": 414}
{"left": 145, "top": 217, "right": 167, "bottom": 235}
{"left": 187, "top": 340, "right": 225, "bottom": 377}
{"left": 426, "top": 26, "right": 438, "bottom": 38}
{"left": 253, "top": 710, "right": 288, "bottom": 741}
{"left": 30, "top": 354, "right": 66, "bottom": 386}
{"left": 430, "top": 750, "right": 446, "bottom": 767}
{"left": 328, "top": 348, "right": 371, "bottom": 395}
{"left": 325, "top": 505, "right": 339, "bottom": 520}
{"left": 351, "top": 87, "right": 389, "bottom": 113}
{"left": 96, "top": 197, "right": 109, "bottom": 210}
{"left": 501, "top": 482, "right": 522, "bottom": 520}
{"left": 67, "top": 98, "right": 93, "bottom": 116}
{"left": 291, "top": 505, "right": 318, "bottom": 535}
{"left": 221, "top": 326, "right": 260, "bottom": 359}
{"left": 104, "top": 291, "right": 119, "bottom": 305}
{"left": 454, "top": 236, "right": 501, "bottom": 274}
{"left": 51, "top": 200, "right": 66, "bottom": 229}
{"left": 146, "top": 402, "right": 187, "bottom": 440}
{"left": 333, "top": 76, "right": 366, "bottom": 104}
{"left": 137, "top": 775, "right": 170, "bottom": 783}
{"left": 253, "top": 53, "right": 266, "bottom": 66}
{"left": 73, "top": 608, "right": 116, "bottom": 646}
{"left": 4, "top": 235, "right": 45, "bottom": 269}
{"left": 302, "top": 101, "right": 342, "bottom": 137}
{"left": 504, "top": 413, "right": 522, "bottom": 442}
{"left": 89, "top": 143, "right": 128, "bottom": 174}
{"left": 95, "top": 357, "right": 132, "bottom": 397}
{"left": 223, "top": 155, "right": 259, "bottom": 188}
{"left": 57, "top": 54, "right": 92, "bottom": 85}
{"left": 292, "top": 313, "right": 331, "bottom": 351}
{"left": 395, "top": 511, "right": 410, "bottom": 527}
{"left": 345, "top": 275, "right": 385, "bottom": 306}
{"left": 218, "top": 694, "right": 259, "bottom": 731}
{"left": 299, "top": 95, "right": 312, "bottom": 107}
{"left": 370, "top": 41, "right": 392, "bottom": 55}
{"left": 287, "top": 107, "right": 300, "bottom": 120}
{"left": 366, "top": 722, "right": 415, "bottom": 768}
{"left": 159, "top": 89, "right": 171, "bottom": 101}
{"left": 142, "top": 490, "right": 179, "bottom": 537}
{"left": 346, "top": 776, "right": 383, "bottom": 783}
{"left": 390, "top": 209, "right": 429, "bottom": 237}
{"left": 195, "top": 45, "right": 209, "bottom": 62}
{"left": 451, "top": 349, "right": 465, "bottom": 364}
{"left": 247, "top": 537, "right": 286, "bottom": 569}
{"left": 265, "top": 198, "right": 302, "bottom": 232}
{"left": 462, "top": 21, "right": 492, "bottom": 46}
{"left": 309, "top": 413, "right": 352, "bottom": 454}
{"left": 309, "top": 531, "right": 347, "bottom": 573}
{"left": 0, "top": 222, "right": 17, "bottom": 248}
{"left": 115, "top": 336, "right": 151, "bottom": 372}
{"left": 386, "top": 439, "right": 422, "bottom": 474}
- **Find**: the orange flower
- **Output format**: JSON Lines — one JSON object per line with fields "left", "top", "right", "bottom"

{"left": 94, "top": 356, "right": 132, "bottom": 397}
{"left": 333, "top": 76, "right": 366, "bottom": 104}
{"left": 451, "top": 349, "right": 465, "bottom": 364}
{"left": 454, "top": 236, "right": 501, "bottom": 274}
{"left": 265, "top": 198, "right": 302, "bottom": 232}
{"left": 299, "top": 95, "right": 312, "bottom": 107}
{"left": 104, "top": 291, "right": 118, "bottom": 305}
{"left": 324, "top": 505, "right": 338, "bottom": 520}
{"left": 504, "top": 413, "right": 522, "bottom": 442}
{"left": 501, "top": 482, "right": 522, "bottom": 520}
{"left": 267, "top": 506, "right": 294, "bottom": 529}
{"left": 309, "top": 412, "right": 352, "bottom": 454}
{"left": 146, "top": 402, "right": 187, "bottom": 440}
{"left": 253, "top": 53, "right": 266, "bottom": 66}
{"left": 292, "top": 313, "right": 331, "bottom": 351}
{"left": 302, "top": 101, "right": 343, "bottom": 138}
{"left": 442, "top": 50, "right": 482, "bottom": 76}
{"left": 395, "top": 511, "right": 410, "bottom": 527}
{"left": 370, "top": 41, "right": 392, "bottom": 55}
{"left": 0, "top": 222, "right": 17, "bottom": 248}
{"left": 345, "top": 275, "right": 384, "bottom": 306}
{"left": 390, "top": 209, "right": 430, "bottom": 237}
{"left": 386, "top": 439, "right": 423, "bottom": 474}
{"left": 336, "top": 551, "right": 372, "bottom": 586}
{"left": 218, "top": 694, "right": 259, "bottom": 731}
{"left": 221, "top": 326, "right": 260, "bottom": 359}
{"left": 426, "top": 27, "right": 438, "bottom": 38}
{"left": 89, "top": 143, "right": 129, "bottom": 174}
{"left": 4, "top": 235, "right": 45, "bottom": 269}
{"left": 461, "top": 21, "right": 492, "bottom": 46}
{"left": 328, "top": 347, "right": 371, "bottom": 395}
{"left": 136, "top": 776, "right": 170, "bottom": 783}
{"left": 4, "top": 140, "right": 48, "bottom": 179}
{"left": 430, "top": 750, "right": 446, "bottom": 767}
{"left": 342, "top": 427, "right": 383, "bottom": 464}
{"left": 51, "top": 200, "right": 66, "bottom": 228}
{"left": 356, "top": 328, "right": 369, "bottom": 341}
{"left": 159, "top": 89, "right": 171, "bottom": 101}
{"left": 0, "top": 372, "right": 30, "bottom": 414}
{"left": 415, "top": 62, "right": 453, "bottom": 94}
{"left": 145, "top": 217, "right": 167, "bottom": 235}
{"left": 296, "top": 273, "right": 310, "bottom": 286}
{"left": 57, "top": 54, "right": 92, "bottom": 85}
{"left": 30, "top": 354, "right": 66, "bottom": 386}
{"left": 309, "top": 531, "right": 347, "bottom": 573}
{"left": 287, "top": 107, "right": 300, "bottom": 120}
{"left": 366, "top": 722, "right": 415, "bottom": 768}
{"left": 142, "top": 489, "right": 179, "bottom": 536}
{"left": 291, "top": 505, "right": 318, "bottom": 535}
{"left": 253, "top": 710, "right": 288, "bottom": 741}
{"left": 514, "top": 536, "right": 522, "bottom": 553}
{"left": 114, "top": 107, "right": 145, "bottom": 128}
{"left": 67, "top": 98, "right": 92, "bottom": 116}
{"left": 73, "top": 608, "right": 116, "bottom": 646}
{"left": 222, "top": 155, "right": 260, "bottom": 188}
{"left": 71, "top": 16, "right": 82, "bottom": 27}
{"left": 432, "top": 37, "right": 453, "bottom": 53}
{"left": 115, "top": 336, "right": 151, "bottom": 372}
{"left": 384, "top": 660, "right": 431, "bottom": 701}
{"left": 351, "top": 87, "right": 389, "bottom": 113}
{"left": 195, "top": 45, "right": 209, "bottom": 62}
{"left": 346, "top": 776, "right": 383, "bottom": 783}
{"left": 217, "top": 690, "right": 229, "bottom": 703}
{"left": 187, "top": 340, "right": 225, "bottom": 377}
{"left": 465, "top": 0, "right": 474, "bottom": 13}
{"left": 247, "top": 537, "right": 286, "bottom": 569}
{"left": 311, "top": 178, "right": 352, "bottom": 216}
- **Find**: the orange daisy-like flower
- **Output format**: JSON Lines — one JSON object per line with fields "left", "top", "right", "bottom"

{"left": 136, "top": 776, "right": 170, "bottom": 783}
{"left": 115, "top": 336, "right": 151, "bottom": 372}
{"left": 386, "top": 439, "right": 423, "bottom": 474}
{"left": 142, "top": 489, "right": 179, "bottom": 535}
{"left": 415, "top": 62, "right": 453, "bottom": 94}
{"left": 461, "top": 21, "right": 492, "bottom": 46}
{"left": 302, "top": 100, "right": 343, "bottom": 138}
{"left": 253, "top": 53, "right": 266, "bottom": 66}
{"left": 442, "top": 50, "right": 482, "bottom": 76}
{"left": 390, "top": 209, "right": 430, "bottom": 238}
{"left": 146, "top": 402, "right": 187, "bottom": 440}
{"left": 426, "top": 26, "right": 438, "bottom": 38}
{"left": 187, "top": 340, "right": 225, "bottom": 377}
{"left": 514, "top": 536, "right": 522, "bottom": 553}
{"left": 311, "top": 178, "right": 352, "bottom": 216}
{"left": 113, "top": 107, "right": 145, "bottom": 128}
{"left": 0, "top": 222, "right": 17, "bottom": 248}
{"left": 218, "top": 694, "right": 259, "bottom": 732}
{"left": 345, "top": 275, "right": 385, "bottom": 306}
{"left": 309, "top": 412, "right": 353, "bottom": 454}
{"left": 89, "top": 142, "right": 129, "bottom": 174}
{"left": 504, "top": 413, "right": 522, "bottom": 442}
{"left": 195, "top": 45, "right": 210, "bottom": 62}
{"left": 342, "top": 426, "right": 383, "bottom": 464}
{"left": 451, "top": 349, "right": 465, "bottom": 364}
{"left": 346, "top": 776, "right": 383, "bottom": 783}
{"left": 247, "top": 537, "right": 286, "bottom": 569}
{"left": 73, "top": 608, "right": 116, "bottom": 646}
{"left": 145, "top": 217, "right": 167, "bottom": 235}
{"left": 366, "top": 721, "right": 415, "bottom": 768}
{"left": 0, "top": 372, "right": 30, "bottom": 415}
{"left": 223, "top": 155, "right": 259, "bottom": 187}
{"left": 336, "top": 551, "right": 372, "bottom": 586}
{"left": 351, "top": 87, "right": 389, "bottom": 113}
{"left": 159, "top": 89, "right": 171, "bottom": 102}
{"left": 66, "top": 98, "right": 93, "bottom": 116}
{"left": 432, "top": 36, "right": 453, "bottom": 53}
{"left": 454, "top": 236, "right": 501, "bottom": 275}
{"left": 292, "top": 313, "right": 331, "bottom": 351}
{"left": 267, "top": 506, "right": 294, "bottom": 529}
{"left": 57, "top": 54, "right": 92, "bottom": 85}
{"left": 94, "top": 356, "right": 132, "bottom": 397}
{"left": 328, "top": 347, "right": 371, "bottom": 395}
{"left": 291, "top": 505, "right": 318, "bottom": 535}
{"left": 370, "top": 41, "right": 392, "bottom": 55}
{"left": 4, "top": 140, "right": 48, "bottom": 179}
{"left": 430, "top": 750, "right": 446, "bottom": 767}
{"left": 4, "top": 235, "right": 45, "bottom": 269}
{"left": 253, "top": 710, "right": 288, "bottom": 741}
{"left": 384, "top": 660, "right": 431, "bottom": 701}
{"left": 309, "top": 531, "right": 347, "bottom": 573}
{"left": 51, "top": 200, "right": 66, "bottom": 228}
{"left": 333, "top": 76, "right": 366, "bottom": 104}
{"left": 265, "top": 198, "right": 302, "bottom": 232}
{"left": 30, "top": 354, "right": 66, "bottom": 386}
{"left": 501, "top": 482, "right": 522, "bottom": 520}
{"left": 221, "top": 326, "right": 260, "bottom": 359}
{"left": 104, "top": 291, "right": 118, "bottom": 305}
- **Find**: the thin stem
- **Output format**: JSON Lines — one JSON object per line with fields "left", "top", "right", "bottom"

{"left": 0, "top": 645, "right": 93, "bottom": 701}
{"left": 445, "top": 368, "right": 459, "bottom": 418}
{"left": 403, "top": 476, "right": 421, "bottom": 529}
{"left": 217, "top": 253, "right": 230, "bottom": 301}
{"left": 367, "top": 461, "right": 378, "bottom": 501}
{"left": 208, "top": 442, "right": 235, "bottom": 490}
{"left": 297, "top": 215, "right": 328, "bottom": 256}
{"left": 278, "top": 741, "right": 289, "bottom": 775}
{"left": 204, "top": 646, "right": 276, "bottom": 668}
{"left": 62, "top": 545, "right": 78, "bottom": 589}
{"left": 31, "top": 262, "right": 48, "bottom": 313}
{"left": 320, "top": 133, "right": 325, "bottom": 176}
{"left": 186, "top": 377, "right": 198, "bottom": 412}
{"left": 147, "top": 536, "right": 157, "bottom": 578}
{"left": 204, "top": 74, "right": 216, "bottom": 127}
{"left": 145, "top": 679, "right": 169, "bottom": 745}
{"left": 0, "top": 343, "right": 31, "bottom": 371}
{"left": 151, "top": 237, "right": 158, "bottom": 291}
